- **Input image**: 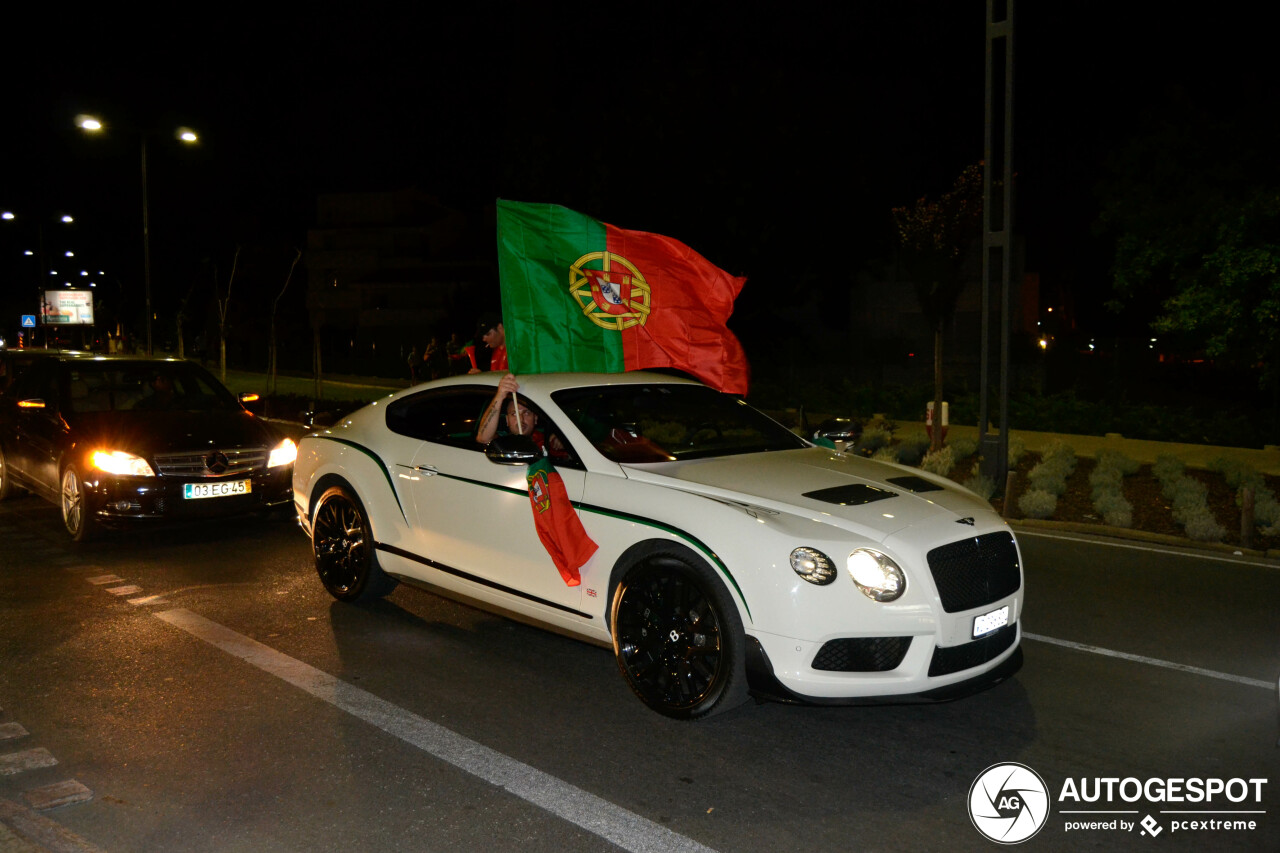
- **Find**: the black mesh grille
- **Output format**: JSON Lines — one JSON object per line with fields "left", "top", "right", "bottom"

{"left": 926, "top": 531, "right": 1021, "bottom": 613}
{"left": 928, "top": 623, "right": 1017, "bottom": 676}
{"left": 812, "top": 636, "right": 912, "bottom": 672}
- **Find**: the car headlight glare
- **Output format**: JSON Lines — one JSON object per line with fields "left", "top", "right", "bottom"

{"left": 790, "top": 547, "right": 836, "bottom": 585}
{"left": 91, "top": 450, "right": 155, "bottom": 477}
{"left": 847, "top": 549, "right": 906, "bottom": 601}
{"left": 268, "top": 438, "right": 297, "bottom": 468}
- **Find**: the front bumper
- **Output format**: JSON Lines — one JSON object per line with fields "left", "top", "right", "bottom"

{"left": 745, "top": 628, "right": 1023, "bottom": 705}
{"left": 84, "top": 467, "right": 293, "bottom": 523}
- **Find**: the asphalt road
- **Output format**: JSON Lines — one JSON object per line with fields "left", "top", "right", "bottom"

{"left": 0, "top": 497, "right": 1277, "bottom": 852}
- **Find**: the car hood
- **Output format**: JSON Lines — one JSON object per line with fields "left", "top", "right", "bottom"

{"left": 67, "top": 410, "right": 280, "bottom": 456}
{"left": 620, "top": 447, "right": 992, "bottom": 539}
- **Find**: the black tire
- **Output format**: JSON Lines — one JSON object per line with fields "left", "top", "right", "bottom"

{"left": 610, "top": 551, "right": 748, "bottom": 720}
{"left": 61, "top": 464, "right": 95, "bottom": 542}
{"left": 311, "top": 485, "right": 397, "bottom": 603}
{"left": 0, "top": 443, "right": 14, "bottom": 500}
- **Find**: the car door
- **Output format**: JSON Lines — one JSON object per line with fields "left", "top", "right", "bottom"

{"left": 7, "top": 362, "right": 65, "bottom": 500}
{"left": 386, "top": 387, "right": 586, "bottom": 615}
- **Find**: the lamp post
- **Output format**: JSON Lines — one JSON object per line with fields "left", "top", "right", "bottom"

{"left": 76, "top": 115, "right": 198, "bottom": 356}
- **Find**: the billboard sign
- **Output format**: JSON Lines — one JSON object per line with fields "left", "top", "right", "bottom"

{"left": 43, "top": 291, "right": 94, "bottom": 325}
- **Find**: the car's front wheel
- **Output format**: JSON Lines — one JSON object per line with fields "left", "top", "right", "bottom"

{"left": 610, "top": 552, "right": 748, "bottom": 720}
{"left": 311, "top": 485, "right": 397, "bottom": 603}
{"left": 61, "top": 464, "right": 95, "bottom": 542}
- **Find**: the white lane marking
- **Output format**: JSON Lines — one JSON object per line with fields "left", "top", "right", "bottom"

{"left": 1024, "top": 633, "right": 1275, "bottom": 690}
{"left": 155, "top": 608, "right": 719, "bottom": 853}
{"left": 84, "top": 575, "right": 123, "bottom": 585}
{"left": 1016, "top": 529, "right": 1280, "bottom": 569}
{"left": 127, "top": 595, "right": 166, "bottom": 606}
{"left": 105, "top": 585, "right": 143, "bottom": 596}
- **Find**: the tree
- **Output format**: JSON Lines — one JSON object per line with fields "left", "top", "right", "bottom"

{"left": 891, "top": 164, "right": 983, "bottom": 451}
{"left": 1097, "top": 110, "right": 1280, "bottom": 394}
{"left": 215, "top": 247, "right": 240, "bottom": 382}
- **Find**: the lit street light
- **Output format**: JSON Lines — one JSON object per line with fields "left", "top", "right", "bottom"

{"left": 76, "top": 114, "right": 199, "bottom": 356}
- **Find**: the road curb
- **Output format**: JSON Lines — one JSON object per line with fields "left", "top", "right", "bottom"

{"left": 1008, "top": 517, "right": 1280, "bottom": 561}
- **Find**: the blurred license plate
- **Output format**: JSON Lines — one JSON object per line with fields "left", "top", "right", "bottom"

{"left": 184, "top": 480, "right": 251, "bottom": 500}
{"left": 973, "top": 605, "right": 1009, "bottom": 638}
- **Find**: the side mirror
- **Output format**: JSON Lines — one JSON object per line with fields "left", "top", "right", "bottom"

{"left": 238, "top": 391, "right": 264, "bottom": 415}
{"left": 485, "top": 434, "right": 541, "bottom": 465}
{"left": 17, "top": 398, "right": 47, "bottom": 410}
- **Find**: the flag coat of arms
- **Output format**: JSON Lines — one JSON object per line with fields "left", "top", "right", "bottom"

{"left": 526, "top": 457, "right": 597, "bottom": 586}
{"left": 496, "top": 199, "right": 750, "bottom": 395}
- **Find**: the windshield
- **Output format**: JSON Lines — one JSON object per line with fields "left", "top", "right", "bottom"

{"left": 62, "top": 362, "right": 241, "bottom": 414}
{"left": 552, "top": 384, "right": 807, "bottom": 462}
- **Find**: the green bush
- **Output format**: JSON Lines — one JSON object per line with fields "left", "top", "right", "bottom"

{"left": 947, "top": 437, "right": 978, "bottom": 461}
{"left": 1095, "top": 449, "right": 1140, "bottom": 476}
{"left": 855, "top": 426, "right": 893, "bottom": 456}
{"left": 963, "top": 469, "right": 996, "bottom": 501}
{"left": 1182, "top": 507, "right": 1226, "bottom": 542}
{"left": 1018, "top": 488, "right": 1058, "bottom": 519}
{"left": 921, "top": 446, "right": 955, "bottom": 477}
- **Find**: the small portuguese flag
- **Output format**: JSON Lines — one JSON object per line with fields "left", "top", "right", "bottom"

{"left": 526, "top": 457, "right": 597, "bottom": 586}
{"left": 496, "top": 199, "right": 750, "bottom": 395}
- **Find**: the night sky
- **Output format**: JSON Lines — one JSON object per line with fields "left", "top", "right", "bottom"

{"left": 2, "top": 4, "right": 1274, "bottom": 349}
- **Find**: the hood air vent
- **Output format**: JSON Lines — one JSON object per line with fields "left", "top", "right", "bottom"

{"left": 802, "top": 484, "right": 897, "bottom": 506}
{"left": 885, "top": 475, "right": 944, "bottom": 493}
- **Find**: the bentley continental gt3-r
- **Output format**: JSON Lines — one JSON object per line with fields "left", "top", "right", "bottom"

{"left": 293, "top": 372, "right": 1024, "bottom": 719}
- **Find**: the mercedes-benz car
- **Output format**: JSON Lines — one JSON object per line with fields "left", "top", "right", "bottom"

{"left": 293, "top": 372, "right": 1023, "bottom": 719}
{"left": 0, "top": 353, "right": 297, "bottom": 541}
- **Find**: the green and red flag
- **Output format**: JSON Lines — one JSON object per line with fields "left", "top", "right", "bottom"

{"left": 526, "top": 457, "right": 597, "bottom": 586}
{"left": 496, "top": 199, "right": 750, "bottom": 395}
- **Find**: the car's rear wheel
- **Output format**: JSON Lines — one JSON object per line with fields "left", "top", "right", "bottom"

{"left": 312, "top": 485, "right": 397, "bottom": 603}
{"left": 61, "top": 464, "right": 94, "bottom": 542}
{"left": 610, "top": 552, "right": 748, "bottom": 720}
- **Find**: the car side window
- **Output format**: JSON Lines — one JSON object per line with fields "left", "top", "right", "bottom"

{"left": 386, "top": 388, "right": 494, "bottom": 448}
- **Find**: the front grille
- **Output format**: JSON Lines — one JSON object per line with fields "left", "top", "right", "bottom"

{"left": 153, "top": 448, "right": 267, "bottom": 477}
{"left": 812, "top": 636, "right": 912, "bottom": 672}
{"left": 929, "top": 623, "right": 1018, "bottom": 676}
{"left": 926, "top": 531, "right": 1021, "bottom": 613}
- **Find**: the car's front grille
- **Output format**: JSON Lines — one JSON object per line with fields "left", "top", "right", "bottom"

{"left": 928, "top": 623, "right": 1018, "bottom": 676}
{"left": 812, "top": 636, "right": 912, "bottom": 672}
{"left": 926, "top": 531, "right": 1021, "bottom": 613}
{"left": 153, "top": 448, "right": 266, "bottom": 477}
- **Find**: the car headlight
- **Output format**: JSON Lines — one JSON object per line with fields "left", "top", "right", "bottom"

{"left": 91, "top": 450, "right": 156, "bottom": 477}
{"left": 268, "top": 438, "right": 297, "bottom": 468}
{"left": 847, "top": 549, "right": 906, "bottom": 601}
{"left": 790, "top": 547, "right": 837, "bottom": 585}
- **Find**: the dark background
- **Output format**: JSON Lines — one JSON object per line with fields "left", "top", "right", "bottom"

{"left": 2, "top": 4, "right": 1275, "bottom": 427}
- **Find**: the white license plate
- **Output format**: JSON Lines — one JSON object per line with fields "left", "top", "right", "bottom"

{"left": 973, "top": 605, "right": 1009, "bottom": 638}
{"left": 183, "top": 480, "right": 251, "bottom": 500}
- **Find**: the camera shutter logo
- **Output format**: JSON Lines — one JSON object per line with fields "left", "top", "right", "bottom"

{"left": 969, "top": 763, "right": 1050, "bottom": 844}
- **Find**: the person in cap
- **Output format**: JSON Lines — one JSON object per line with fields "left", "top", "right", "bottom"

{"left": 470, "top": 312, "right": 507, "bottom": 373}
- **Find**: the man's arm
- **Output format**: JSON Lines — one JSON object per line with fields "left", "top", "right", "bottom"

{"left": 476, "top": 374, "right": 519, "bottom": 444}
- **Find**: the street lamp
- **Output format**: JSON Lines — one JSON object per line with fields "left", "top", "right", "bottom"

{"left": 76, "top": 114, "right": 199, "bottom": 356}
{"left": 2, "top": 209, "right": 76, "bottom": 347}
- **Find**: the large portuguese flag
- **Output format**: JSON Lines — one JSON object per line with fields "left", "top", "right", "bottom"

{"left": 496, "top": 200, "right": 750, "bottom": 395}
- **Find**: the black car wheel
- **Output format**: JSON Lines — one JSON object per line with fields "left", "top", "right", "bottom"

{"left": 610, "top": 552, "right": 748, "bottom": 720}
{"left": 61, "top": 464, "right": 95, "bottom": 542}
{"left": 312, "top": 485, "right": 397, "bottom": 603}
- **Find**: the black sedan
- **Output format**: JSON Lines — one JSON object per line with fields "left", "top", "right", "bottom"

{"left": 0, "top": 353, "right": 296, "bottom": 541}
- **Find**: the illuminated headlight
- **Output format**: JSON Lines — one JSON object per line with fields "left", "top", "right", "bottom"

{"left": 91, "top": 450, "right": 155, "bottom": 477}
{"left": 268, "top": 438, "right": 297, "bottom": 468}
{"left": 790, "top": 547, "right": 836, "bottom": 585}
{"left": 847, "top": 549, "right": 906, "bottom": 601}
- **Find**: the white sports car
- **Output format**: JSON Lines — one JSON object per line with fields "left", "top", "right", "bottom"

{"left": 293, "top": 372, "right": 1024, "bottom": 719}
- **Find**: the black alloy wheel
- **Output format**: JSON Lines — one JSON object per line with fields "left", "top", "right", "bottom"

{"left": 312, "top": 485, "right": 396, "bottom": 603}
{"left": 60, "top": 464, "right": 94, "bottom": 542}
{"left": 610, "top": 553, "right": 747, "bottom": 720}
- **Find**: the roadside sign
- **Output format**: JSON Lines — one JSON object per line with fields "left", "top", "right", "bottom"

{"left": 21, "top": 315, "right": 36, "bottom": 328}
